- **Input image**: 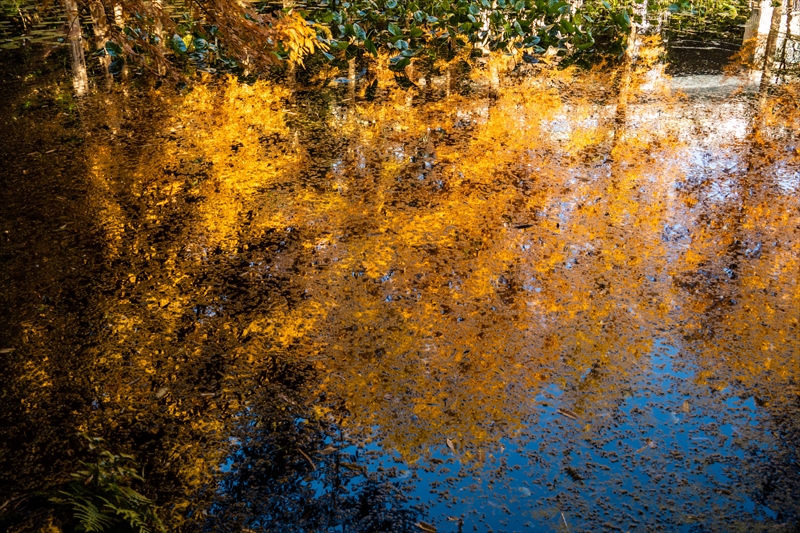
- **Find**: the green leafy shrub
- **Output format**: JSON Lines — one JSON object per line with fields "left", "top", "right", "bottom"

{"left": 298, "top": 0, "right": 594, "bottom": 68}
{"left": 50, "top": 435, "right": 165, "bottom": 533}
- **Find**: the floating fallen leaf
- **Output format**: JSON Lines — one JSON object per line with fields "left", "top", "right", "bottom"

{"left": 416, "top": 521, "right": 437, "bottom": 533}
{"left": 682, "top": 400, "right": 690, "bottom": 413}
{"left": 0, "top": 348, "right": 15, "bottom": 354}
{"left": 635, "top": 438, "right": 658, "bottom": 454}
{"left": 278, "top": 393, "right": 297, "bottom": 405}
{"left": 154, "top": 387, "right": 169, "bottom": 399}
{"left": 564, "top": 466, "right": 584, "bottom": 482}
{"left": 317, "top": 446, "right": 338, "bottom": 455}
{"left": 45, "top": 149, "right": 56, "bottom": 154}
{"left": 557, "top": 408, "right": 579, "bottom": 420}
{"left": 446, "top": 438, "right": 456, "bottom": 452}
{"left": 303, "top": 395, "right": 318, "bottom": 406}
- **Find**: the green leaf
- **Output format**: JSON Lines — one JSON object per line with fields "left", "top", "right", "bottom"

{"left": 364, "top": 37, "right": 378, "bottom": 56}
{"left": 602, "top": 0, "right": 612, "bottom": 8}
{"left": 391, "top": 56, "right": 411, "bottom": 69}
{"left": 388, "top": 22, "right": 402, "bottom": 36}
{"left": 395, "top": 39, "right": 409, "bottom": 50}
{"left": 105, "top": 41, "right": 123, "bottom": 57}
{"left": 353, "top": 23, "right": 367, "bottom": 41}
{"left": 386, "top": 0, "right": 397, "bottom": 7}
{"left": 171, "top": 34, "right": 187, "bottom": 53}
{"left": 547, "top": 0, "right": 569, "bottom": 14}
{"left": 619, "top": 8, "right": 630, "bottom": 29}
{"left": 574, "top": 34, "right": 594, "bottom": 49}
{"left": 410, "top": 27, "right": 424, "bottom": 39}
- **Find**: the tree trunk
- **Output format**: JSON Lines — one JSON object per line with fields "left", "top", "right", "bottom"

{"left": 778, "top": 0, "right": 794, "bottom": 69}
{"left": 113, "top": 3, "right": 124, "bottom": 26}
{"left": 88, "top": 0, "right": 112, "bottom": 84}
{"left": 62, "top": 0, "right": 89, "bottom": 96}
{"left": 112, "top": 3, "right": 130, "bottom": 79}
{"left": 153, "top": 0, "right": 164, "bottom": 41}
{"left": 759, "top": 0, "right": 784, "bottom": 94}
{"left": 613, "top": 13, "right": 638, "bottom": 147}
{"left": 348, "top": 57, "right": 356, "bottom": 99}
{"left": 153, "top": 0, "right": 166, "bottom": 75}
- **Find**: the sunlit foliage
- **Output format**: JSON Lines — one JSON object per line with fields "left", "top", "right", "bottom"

{"left": 1, "top": 27, "right": 799, "bottom": 531}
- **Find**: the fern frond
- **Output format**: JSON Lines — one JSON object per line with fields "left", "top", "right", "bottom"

{"left": 69, "top": 496, "right": 114, "bottom": 533}
{"left": 53, "top": 434, "right": 166, "bottom": 533}
{"left": 116, "top": 485, "right": 153, "bottom": 503}
{"left": 109, "top": 505, "right": 151, "bottom": 533}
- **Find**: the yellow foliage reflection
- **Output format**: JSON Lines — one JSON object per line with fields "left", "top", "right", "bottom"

{"left": 85, "top": 49, "right": 799, "bottom": 500}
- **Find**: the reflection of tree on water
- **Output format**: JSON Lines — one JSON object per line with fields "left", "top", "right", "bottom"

{"left": 2, "top": 35, "right": 800, "bottom": 531}
{"left": 206, "top": 380, "right": 422, "bottom": 533}
{"left": 670, "top": 79, "right": 800, "bottom": 520}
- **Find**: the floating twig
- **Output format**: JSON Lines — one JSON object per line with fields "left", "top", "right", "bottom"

{"left": 557, "top": 408, "right": 579, "bottom": 421}
{"left": 297, "top": 448, "right": 316, "bottom": 471}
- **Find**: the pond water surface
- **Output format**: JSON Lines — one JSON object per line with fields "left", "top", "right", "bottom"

{"left": 1, "top": 41, "right": 799, "bottom": 533}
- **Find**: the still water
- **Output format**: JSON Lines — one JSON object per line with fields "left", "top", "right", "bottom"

{"left": 1, "top": 39, "right": 799, "bottom": 532}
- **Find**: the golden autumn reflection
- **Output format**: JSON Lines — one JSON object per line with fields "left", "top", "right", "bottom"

{"left": 94, "top": 49, "right": 793, "bottom": 458}
{"left": 123, "top": 63, "right": 793, "bottom": 439}
{"left": 3, "top": 40, "right": 799, "bottom": 532}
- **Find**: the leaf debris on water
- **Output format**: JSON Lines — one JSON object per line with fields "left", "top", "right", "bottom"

{"left": 557, "top": 408, "right": 579, "bottom": 420}
{"left": 416, "top": 521, "right": 437, "bottom": 533}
